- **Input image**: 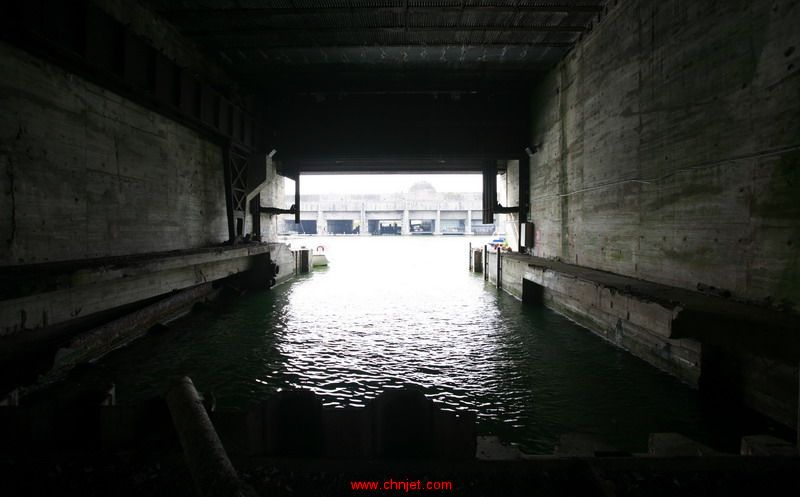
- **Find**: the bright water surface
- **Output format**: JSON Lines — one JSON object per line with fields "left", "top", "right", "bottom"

{"left": 57, "top": 236, "right": 760, "bottom": 453}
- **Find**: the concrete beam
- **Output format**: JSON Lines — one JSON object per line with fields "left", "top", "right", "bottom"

{"left": 34, "top": 283, "right": 218, "bottom": 388}
{"left": 245, "top": 150, "right": 277, "bottom": 204}
{"left": 0, "top": 244, "right": 280, "bottom": 337}
{"left": 486, "top": 253, "right": 800, "bottom": 423}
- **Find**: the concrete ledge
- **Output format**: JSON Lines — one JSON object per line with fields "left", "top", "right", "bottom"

{"left": 484, "top": 254, "right": 800, "bottom": 390}
{"left": 0, "top": 243, "right": 291, "bottom": 337}
{"left": 740, "top": 435, "right": 798, "bottom": 456}
{"left": 648, "top": 433, "right": 720, "bottom": 457}
{"left": 43, "top": 283, "right": 217, "bottom": 383}
{"left": 554, "top": 433, "right": 625, "bottom": 457}
{"left": 486, "top": 253, "right": 702, "bottom": 384}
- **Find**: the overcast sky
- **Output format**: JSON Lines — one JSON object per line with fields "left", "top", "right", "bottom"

{"left": 285, "top": 174, "right": 482, "bottom": 194}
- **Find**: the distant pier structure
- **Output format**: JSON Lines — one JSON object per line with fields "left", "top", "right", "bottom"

{"left": 280, "top": 181, "right": 495, "bottom": 235}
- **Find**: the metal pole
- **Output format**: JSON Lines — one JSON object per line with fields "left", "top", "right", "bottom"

{"left": 469, "top": 242, "right": 472, "bottom": 271}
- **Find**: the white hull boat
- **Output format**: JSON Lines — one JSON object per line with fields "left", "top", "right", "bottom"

{"left": 312, "top": 245, "right": 329, "bottom": 267}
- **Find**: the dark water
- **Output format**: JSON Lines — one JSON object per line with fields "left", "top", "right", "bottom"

{"left": 51, "top": 236, "right": 765, "bottom": 453}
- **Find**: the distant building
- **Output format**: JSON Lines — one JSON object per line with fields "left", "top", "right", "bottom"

{"left": 280, "top": 182, "right": 495, "bottom": 235}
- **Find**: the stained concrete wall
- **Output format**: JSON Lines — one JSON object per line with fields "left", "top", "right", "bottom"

{"left": 0, "top": 41, "right": 228, "bottom": 265}
{"left": 528, "top": 0, "right": 800, "bottom": 310}
{"left": 501, "top": 161, "right": 521, "bottom": 249}
{"left": 525, "top": 0, "right": 800, "bottom": 428}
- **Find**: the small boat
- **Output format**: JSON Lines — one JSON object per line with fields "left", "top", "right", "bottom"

{"left": 312, "top": 245, "right": 329, "bottom": 267}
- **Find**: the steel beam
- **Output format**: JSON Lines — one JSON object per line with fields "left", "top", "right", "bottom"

{"left": 482, "top": 160, "right": 497, "bottom": 224}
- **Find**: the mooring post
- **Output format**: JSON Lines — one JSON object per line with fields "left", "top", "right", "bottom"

{"left": 497, "top": 246, "right": 502, "bottom": 290}
{"left": 165, "top": 376, "right": 257, "bottom": 497}
{"left": 483, "top": 245, "right": 488, "bottom": 281}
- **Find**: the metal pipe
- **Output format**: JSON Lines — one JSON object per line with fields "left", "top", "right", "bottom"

{"left": 165, "top": 377, "right": 257, "bottom": 497}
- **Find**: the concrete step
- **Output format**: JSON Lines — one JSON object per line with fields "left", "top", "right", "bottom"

{"left": 648, "top": 432, "right": 720, "bottom": 456}
{"left": 740, "top": 435, "right": 798, "bottom": 456}
{"left": 554, "top": 433, "right": 629, "bottom": 457}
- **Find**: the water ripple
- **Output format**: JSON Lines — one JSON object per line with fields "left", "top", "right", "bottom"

{"left": 48, "top": 236, "right": 748, "bottom": 454}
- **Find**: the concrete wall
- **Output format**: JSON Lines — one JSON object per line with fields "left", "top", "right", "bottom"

{"left": 525, "top": 0, "right": 800, "bottom": 428}
{"left": 501, "top": 160, "right": 521, "bottom": 249}
{"left": 528, "top": 0, "right": 800, "bottom": 310}
{"left": 256, "top": 157, "right": 285, "bottom": 242}
{"left": 0, "top": 42, "right": 228, "bottom": 265}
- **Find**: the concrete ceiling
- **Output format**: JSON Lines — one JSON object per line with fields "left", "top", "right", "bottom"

{"left": 144, "top": 0, "right": 607, "bottom": 92}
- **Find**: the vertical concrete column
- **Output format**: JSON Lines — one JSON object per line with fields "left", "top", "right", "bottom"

{"left": 435, "top": 208, "right": 441, "bottom": 235}
{"left": 316, "top": 207, "right": 326, "bottom": 235}
{"left": 360, "top": 203, "right": 368, "bottom": 236}
{"left": 466, "top": 210, "right": 472, "bottom": 235}
{"left": 402, "top": 209, "right": 410, "bottom": 235}
{"left": 249, "top": 195, "right": 261, "bottom": 239}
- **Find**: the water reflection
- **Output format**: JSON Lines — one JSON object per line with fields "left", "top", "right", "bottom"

{"left": 51, "top": 235, "right": 755, "bottom": 453}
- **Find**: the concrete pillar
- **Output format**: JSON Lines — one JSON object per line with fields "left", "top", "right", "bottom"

{"left": 402, "top": 209, "right": 410, "bottom": 235}
{"left": 360, "top": 203, "right": 368, "bottom": 236}
{"left": 466, "top": 210, "right": 472, "bottom": 235}
{"left": 316, "top": 207, "right": 326, "bottom": 235}
{"left": 434, "top": 208, "right": 441, "bottom": 235}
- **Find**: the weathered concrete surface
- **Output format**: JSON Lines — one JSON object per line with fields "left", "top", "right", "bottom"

{"left": 486, "top": 253, "right": 799, "bottom": 425}
{"left": 528, "top": 0, "right": 800, "bottom": 310}
{"left": 554, "top": 432, "right": 622, "bottom": 457}
{"left": 269, "top": 242, "right": 295, "bottom": 286}
{"left": 252, "top": 155, "right": 285, "bottom": 242}
{"left": 47, "top": 283, "right": 217, "bottom": 380}
{"left": 524, "top": 0, "right": 800, "bottom": 429}
{"left": 518, "top": 258, "right": 700, "bottom": 384}
{"left": 648, "top": 433, "right": 720, "bottom": 457}
{"left": 496, "top": 160, "right": 522, "bottom": 250}
{"left": 0, "top": 243, "right": 286, "bottom": 337}
{"left": 0, "top": 41, "right": 228, "bottom": 266}
{"left": 740, "top": 435, "right": 798, "bottom": 456}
